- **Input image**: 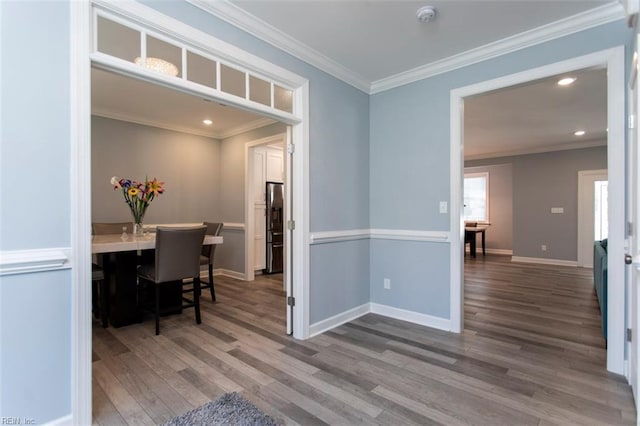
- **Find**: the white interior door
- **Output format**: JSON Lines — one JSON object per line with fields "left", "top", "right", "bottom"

{"left": 628, "top": 31, "right": 640, "bottom": 404}
{"left": 577, "top": 170, "right": 608, "bottom": 267}
{"left": 266, "top": 148, "right": 284, "bottom": 183}
{"left": 285, "top": 127, "right": 293, "bottom": 335}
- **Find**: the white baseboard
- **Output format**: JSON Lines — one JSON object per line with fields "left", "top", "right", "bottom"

{"left": 465, "top": 248, "right": 513, "bottom": 255}
{"left": 511, "top": 256, "right": 578, "bottom": 267}
{"left": 309, "top": 303, "right": 370, "bottom": 338}
{"left": 309, "top": 302, "right": 453, "bottom": 338}
{"left": 370, "top": 303, "right": 452, "bottom": 332}
{"left": 43, "top": 414, "right": 72, "bottom": 426}
{"left": 212, "top": 268, "right": 246, "bottom": 280}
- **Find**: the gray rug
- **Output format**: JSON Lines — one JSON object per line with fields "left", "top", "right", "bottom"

{"left": 162, "top": 392, "right": 278, "bottom": 426}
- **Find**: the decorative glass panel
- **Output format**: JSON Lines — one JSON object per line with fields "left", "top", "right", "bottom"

{"left": 96, "top": 16, "right": 140, "bottom": 62}
{"left": 141, "top": 35, "right": 182, "bottom": 78}
{"left": 249, "top": 76, "right": 271, "bottom": 106}
{"left": 220, "top": 64, "right": 246, "bottom": 98}
{"left": 274, "top": 85, "right": 293, "bottom": 113}
{"left": 186, "top": 51, "right": 216, "bottom": 89}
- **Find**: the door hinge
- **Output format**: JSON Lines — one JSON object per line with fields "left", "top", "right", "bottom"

{"left": 287, "top": 143, "right": 295, "bottom": 155}
{"left": 287, "top": 296, "right": 295, "bottom": 306}
{"left": 629, "top": 114, "right": 636, "bottom": 129}
{"left": 287, "top": 220, "right": 295, "bottom": 231}
{"left": 627, "top": 221, "right": 633, "bottom": 237}
{"left": 628, "top": 328, "right": 632, "bottom": 342}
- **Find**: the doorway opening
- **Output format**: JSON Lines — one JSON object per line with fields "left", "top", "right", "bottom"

{"left": 450, "top": 47, "right": 625, "bottom": 376}
{"left": 578, "top": 170, "right": 609, "bottom": 267}
{"left": 72, "top": 1, "right": 311, "bottom": 423}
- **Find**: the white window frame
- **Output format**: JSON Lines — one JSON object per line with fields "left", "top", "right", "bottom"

{"left": 463, "top": 171, "right": 489, "bottom": 224}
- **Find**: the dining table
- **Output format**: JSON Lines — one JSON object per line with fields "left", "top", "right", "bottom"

{"left": 92, "top": 230, "right": 223, "bottom": 327}
{"left": 465, "top": 224, "right": 489, "bottom": 258}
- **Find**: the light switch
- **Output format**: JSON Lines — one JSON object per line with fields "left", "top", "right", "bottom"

{"left": 440, "top": 201, "right": 448, "bottom": 214}
{"left": 551, "top": 207, "right": 564, "bottom": 214}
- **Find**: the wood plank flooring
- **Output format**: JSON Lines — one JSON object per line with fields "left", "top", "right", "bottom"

{"left": 93, "top": 256, "right": 636, "bottom": 425}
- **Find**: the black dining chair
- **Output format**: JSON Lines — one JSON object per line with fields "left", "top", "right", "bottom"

{"left": 199, "top": 222, "right": 223, "bottom": 301}
{"left": 137, "top": 226, "right": 207, "bottom": 335}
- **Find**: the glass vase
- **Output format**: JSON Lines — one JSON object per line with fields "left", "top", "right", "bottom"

{"left": 133, "top": 221, "right": 144, "bottom": 236}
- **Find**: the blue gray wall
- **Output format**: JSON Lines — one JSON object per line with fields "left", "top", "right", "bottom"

{"left": 370, "top": 21, "right": 629, "bottom": 320}
{"left": 142, "top": 1, "right": 372, "bottom": 323}
{"left": 0, "top": 0, "right": 631, "bottom": 422}
{"left": 0, "top": 1, "right": 72, "bottom": 422}
{"left": 466, "top": 146, "right": 608, "bottom": 261}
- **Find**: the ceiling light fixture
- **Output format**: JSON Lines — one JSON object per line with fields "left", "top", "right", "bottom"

{"left": 557, "top": 77, "right": 576, "bottom": 86}
{"left": 134, "top": 57, "right": 179, "bottom": 77}
{"left": 416, "top": 6, "right": 437, "bottom": 23}
{"left": 202, "top": 119, "right": 213, "bottom": 126}
{"left": 574, "top": 130, "right": 586, "bottom": 136}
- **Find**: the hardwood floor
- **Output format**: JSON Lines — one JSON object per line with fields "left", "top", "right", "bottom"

{"left": 93, "top": 257, "right": 636, "bottom": 425}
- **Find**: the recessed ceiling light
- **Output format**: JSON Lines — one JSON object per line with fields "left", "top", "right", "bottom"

{"left": 203, "top": 119, "right": 213, "bottom": 126}
{"left": 574, "top": 130, "right": 586, "bottom": 136}
{"left": 557, "top": 77, "right": 576, "bottom": 86}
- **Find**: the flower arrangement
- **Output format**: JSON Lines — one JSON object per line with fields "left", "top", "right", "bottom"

{"left": 110, "top": 176, "right": 165, "bottom": 234}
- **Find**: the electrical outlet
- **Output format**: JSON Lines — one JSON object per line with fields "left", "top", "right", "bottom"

{"left": 384, "top": 278, "right": 391, "bottom": 289}
{"left": 439, "top": 201, "right": 448, "bottom": 214}
{"left": 541, "top": 245, "right": 547, "bottom": 251}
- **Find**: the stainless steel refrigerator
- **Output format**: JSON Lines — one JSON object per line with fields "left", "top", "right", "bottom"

{"left": 265, "top": 181, "right": 284, "bottom": 274}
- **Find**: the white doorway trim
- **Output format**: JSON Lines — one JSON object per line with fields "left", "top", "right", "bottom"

{"left": 244, "top": 133, "right": 287, "bottom": 282}
{"left": 578, "top": 169, "right": 608, "bottom": 267}
{"left": 450, "top": 46, "right": 625, "bottom": 375}
{"left": 70, "top": 2, "right": 310, "bottom": 424}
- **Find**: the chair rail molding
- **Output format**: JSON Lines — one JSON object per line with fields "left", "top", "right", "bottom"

{"left": 309, "top": 228, "right": 450, "bottom": 245}
{"left": 0, "top": 248, "right": 72, "bottom": 276}
{"left": 222, "top": 222, "right": 245, "bottom": 231}
{"left": 370, "top": 229, "right": 450, "bottom": 243}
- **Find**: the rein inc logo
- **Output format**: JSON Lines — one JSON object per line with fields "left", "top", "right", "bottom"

{"left": 1, "top": 418, "right": 35, "bottom": 425}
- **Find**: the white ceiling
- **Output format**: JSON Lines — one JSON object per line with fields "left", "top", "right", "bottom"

{"left": 92, "top": 68, "right": 274, "bottom": 139}
{"left": 464, "top": 67, "right": 607, "bottom": 159}
{"left": 91, "top": 1, "right": 614, "bottom": 156}
{"left": 205, "top": 0, "right": 618, "bottom": 88}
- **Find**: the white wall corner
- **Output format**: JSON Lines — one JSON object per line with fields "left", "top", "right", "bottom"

{"left": 308, "top": 303, "right": 371, "bottom": 338}
{"left": 370, "top": 303, "right": 452, "bottom": 332}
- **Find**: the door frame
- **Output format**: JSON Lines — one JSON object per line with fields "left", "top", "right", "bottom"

{"left": 70, "top": 1, "right": 310, "bottom": 424}
{"left": 577, "top": 169, "right": 608, "bottom": 267}
{"left": 450, "top": 46, "right": 626, "bottom": 375}
{"left": 245, "top": 133, "right": 287, "bottom": 282}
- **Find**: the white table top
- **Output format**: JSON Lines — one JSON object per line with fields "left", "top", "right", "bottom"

{"left": 92, "top": 233, "right": 223, "bottom": 254}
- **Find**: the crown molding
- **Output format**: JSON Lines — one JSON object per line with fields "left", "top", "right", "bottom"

{"left": 92, "top": 110, "right": 275, "bottom": 140}
{"left": 186, "top": 0, "right": 371, "bottom": 93}
{"left": 370, "top": 2, "right": 624, "bottom": 94}
{"left": 216, "top": 117, "right": 277, "bottom": 139}
{"left": 464, "top": 139, "right": 606, "bottom": 161}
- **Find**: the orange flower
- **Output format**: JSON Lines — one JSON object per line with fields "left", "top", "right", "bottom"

{"left": 147, "top": 178, "right": 165, "bottom": 196}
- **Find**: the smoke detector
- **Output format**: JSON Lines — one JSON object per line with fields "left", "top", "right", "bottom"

{"left": 416, "top": 6, "right": 437, "bottom": 23}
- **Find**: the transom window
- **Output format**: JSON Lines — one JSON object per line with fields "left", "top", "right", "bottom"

{"left": 93, "top": 11, "right": 294, "bottom": 115}
{"left": 464, "top": 172, "right": 489, "bottom": 223}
